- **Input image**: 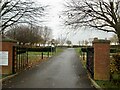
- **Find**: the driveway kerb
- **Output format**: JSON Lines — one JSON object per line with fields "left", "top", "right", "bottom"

{"left": 0, "top": 73, "right": 18, "bottom": 83}
{"left": 88, "top": 75, "right": 103, "bottom": 90}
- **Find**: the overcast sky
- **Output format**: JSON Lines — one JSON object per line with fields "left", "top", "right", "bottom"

{"left": 36, "top": 0, "right": 115, "bottom": 44}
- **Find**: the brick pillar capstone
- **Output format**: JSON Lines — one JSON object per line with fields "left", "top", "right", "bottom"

{"left": 93, "top": 38, "right": 110, "bottom": 80}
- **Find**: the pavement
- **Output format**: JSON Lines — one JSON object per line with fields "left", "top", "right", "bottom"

{"left": 2, "top": 48, "right": 96, "bottom": 89}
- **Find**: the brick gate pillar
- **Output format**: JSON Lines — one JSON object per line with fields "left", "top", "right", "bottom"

{"left": 93, "top": 38, "right": 110, "bottom": 80}
{"left": 0, "top": 38, "right": 17, "bottom": 75}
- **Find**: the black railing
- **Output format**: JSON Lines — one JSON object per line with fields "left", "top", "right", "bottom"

{"left": 81, "top": 47, "right": 94, "bottom": 78}
{"left": 12, "top": 46, "right": 56, "bottom": 74}
{"left": 12, "top": 46, "right": 28, "bottom": 74}
{"left": 86, "top": 47, "right": 94, "bottom": 78}
{"left": 27, "top": 47, "right": 56, "bottom": 52}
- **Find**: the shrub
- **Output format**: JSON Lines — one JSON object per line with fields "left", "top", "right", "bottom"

{"left": 112, "top": 54, "right": 120, "bottom": 73}
{"left": 110, "top": 53, "right": 120, "bottom": 83}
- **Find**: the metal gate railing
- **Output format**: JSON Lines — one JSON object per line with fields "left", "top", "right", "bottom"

{"left": 12, "top": 46, "right": 56, "bottom": 74}
{"left": 81, "top": 47, "right": 94, "bottom": 78}
{"left": 86, "top": 47, "right": 94, "bottom": 78}
{"left": 12, "top": 46, "right": 28, "bottom": 74}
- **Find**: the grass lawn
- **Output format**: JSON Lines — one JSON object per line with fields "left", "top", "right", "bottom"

{"left": 0, "top": 75, "right": 2, "bottom": 79}
{"left": 55, "top": 47, "right": 64, "bottom": 55}
{"left": 27, "top": 47, "right": 64, "bottom": 66}
{"left": 96, "top": 80, "right": 120, "bottom": 88}
{"left": 0, "top": 74, "right": 12, "bottom": 79}
{"left": 28, "top": 51, "right": 52, "bottom": 67}
{"left": 75, "top": 47, "right": 82, "bottom": 54}
{"left": 75, "top": 48, "right": 86, "bottom": 68}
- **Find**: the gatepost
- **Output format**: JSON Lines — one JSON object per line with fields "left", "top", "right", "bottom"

{"left": 0, "top": 38, "right": 17, "bottom": 75}
{"left": 93, "top": 38, "right": 110, "bottom": 80}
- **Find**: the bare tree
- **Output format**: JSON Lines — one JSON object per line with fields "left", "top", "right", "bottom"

{"left": 6, "top": 25, "right": 43, "bottom": 45}
{"left": 109, "top": 34, "right": 118, "bottom": 45}
{"left": 54, "top": 39, "right": 60, "bottom": 46}
{"left": 41, "top": 26, "right": 52, "bottom": 46}
{"left": 66, "top": 40, "right": 72, "bottom": 46}
{"left": 81, "top": 40, "right": 85, "bottom": 46}
{"left": 84, "top": 40, "right": 89, "bottom": 46}
{"left": 63, "top": 0, "right": 120, "bottom": 44}
{"left": 0, "top": 0, "right": 46, "bottom": 35}
{"left": 61, "top": 38, "right": 66, "bottom": 46}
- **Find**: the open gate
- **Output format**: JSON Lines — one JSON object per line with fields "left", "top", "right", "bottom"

{"left": 12, "top": 46, "right": 56, "bottom": 74}
{"left": 81, "top": 47, "right": 94, "bottom": 78}
{"left": 86, "top": 47, "right": 94, "bottom": 78}
{"left": 12, "top": 46, "right": 28, "bottom": 74}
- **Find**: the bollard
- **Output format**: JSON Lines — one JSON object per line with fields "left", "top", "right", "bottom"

{"left": 47, "top": 52, "right": 49, "bottom": 57}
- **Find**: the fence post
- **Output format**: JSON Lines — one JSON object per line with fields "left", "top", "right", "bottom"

{"left": 41, "top": 52, "right": 43, "bottom": 59}
{"left": 26, "top": 49, "right": 28, "bottom": 66}
{"left": 83, "top": 52, "right": 85, "bottom": 60}
{"left": 86, "top": 47, "right": 94, "bottom": 78}
{"left": 47, "top": 52, "right": 49, "bottom": 57}
{"left": 51, "top": 47, "right": 52, "bottom": 55}
{"left": 12, "top": 46, "right": 15, "bottom": 74}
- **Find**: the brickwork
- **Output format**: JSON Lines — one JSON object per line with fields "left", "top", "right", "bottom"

{"left": 0, "top": 41, "right": 16, "bottom": 75}
{"left": 93, "top": 39, "right": 110, "bottom": 80}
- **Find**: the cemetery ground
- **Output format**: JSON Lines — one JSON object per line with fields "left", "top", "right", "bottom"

{"left": 2, "top": 48, "right": 95, "bottom": 88}
{"left": 1, "top": 46, "right": 120, "bottom": 89}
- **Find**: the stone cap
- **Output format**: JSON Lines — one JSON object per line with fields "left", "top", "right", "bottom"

{"left": 92, "top": 38, "right": 110, "bottom": 44}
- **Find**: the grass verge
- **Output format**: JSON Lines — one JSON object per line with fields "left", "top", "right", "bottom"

{"left": 96, "top": 80, "right": 120, "bottom": 88}
{"left": 55, "top": 47, "right": 64, "bottom": 55}
{"left": 75, "top": 48, "right": 86, "bottom": 69}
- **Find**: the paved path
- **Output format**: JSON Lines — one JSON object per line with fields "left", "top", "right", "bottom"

{"left": 3, "top": 48, "right": 95, "bottom": 88}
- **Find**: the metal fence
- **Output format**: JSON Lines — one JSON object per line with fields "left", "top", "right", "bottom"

{"left": 12, "top": 46, "right": 28, "bottom": 74}
{"left": 12, "top": 46, "right": 56, "bottom": 74}
{"left": 86, "top": 47, "right": 94, "bottom": 78}
{"left": 81, "top": 47, "right": 94, "bottom": 78}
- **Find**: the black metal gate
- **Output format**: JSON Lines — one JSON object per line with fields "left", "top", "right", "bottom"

{"left": 12, "top": 46, "right": 28, "bottom": 74}
{"left": 86, "top": 47, "right": 94, "bottom": 78}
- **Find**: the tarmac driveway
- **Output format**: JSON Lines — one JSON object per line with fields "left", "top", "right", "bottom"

{"left": 3, "top": 48, "right": 95, "bottom": 88}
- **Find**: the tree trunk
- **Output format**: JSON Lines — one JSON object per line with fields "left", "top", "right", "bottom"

{"left": 117, "top": 34, "right": 120, "bottom": 45}
{"left": 116, "top": 22, "right": 120, "bottom": 45}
